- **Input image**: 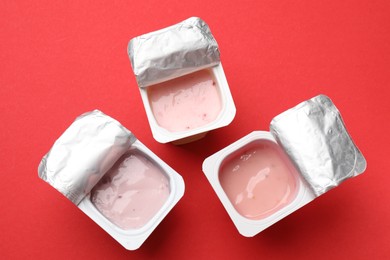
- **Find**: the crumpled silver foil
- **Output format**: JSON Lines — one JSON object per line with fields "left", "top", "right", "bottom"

{"left": 270, "top": 95, "right": 366, "bottom": 197}
{"left": 128, "top": 17, "right": 220, "bottom": 88}
{"left": 38, "top": 110, "right": 136, "bottom": 205}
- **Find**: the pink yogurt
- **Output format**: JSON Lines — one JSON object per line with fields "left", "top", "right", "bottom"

{"left": 147, "top": 69, "right": 222, "bottom": 132}
{"left": 91, "top": 151, "right": 170, "bottom": 230}
{"left": 219, "top": 140, "right": 299, "bottom": 220}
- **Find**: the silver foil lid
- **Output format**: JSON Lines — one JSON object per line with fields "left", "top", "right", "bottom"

{"left": 38, "top": 110, "right": 136, "bottom": 205}
{"left": 128, "top": 17, "right": 220, "bottom": 88}
{"left": 270, "top": 95, "right": 366, "bottom": 197}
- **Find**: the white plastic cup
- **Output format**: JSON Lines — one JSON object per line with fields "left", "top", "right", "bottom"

{"left": 139, "top": 64, "right": 236, "bottom": 144}
{"left": 202, "top": 131, "right": 315, "bottom": 237}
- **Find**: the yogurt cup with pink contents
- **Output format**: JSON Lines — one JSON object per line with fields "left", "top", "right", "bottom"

{"left": 38, "top": 110, "right": 185, "bottom": 250}
{"left": 128, "top": 17, "right": 236, "bottom": 144}
{"left": 203, "top": 95, "right": 366, "bottom": 237}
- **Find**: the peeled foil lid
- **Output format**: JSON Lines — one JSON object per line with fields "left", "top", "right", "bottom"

{"left": 128, "top": 17, "right": 220, "bottom": 88}
{"left": 38, "top": 110, "right": 136, "bottom": 205}
{"left": 270, "top": 95, "right": 367, "bottom": 197}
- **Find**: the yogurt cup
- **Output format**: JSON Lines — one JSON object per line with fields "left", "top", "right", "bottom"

{"left": 203, "top": 95, "right": 366, "bottom": 236}
{"left": 38, "top": 110, "right": 185, "bottom": 250}
{"left": 203, "top": 131, "right": 315, "bottom": 236}
{"left": 139, "top": 64, "right": 235, "bottom": 144}
{"left": 128, "top": 17, "right": 236, "bottom": 144}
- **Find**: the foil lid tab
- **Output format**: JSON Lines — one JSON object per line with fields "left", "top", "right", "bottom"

{"left": 128, "top": 17, "right": 220, "bottom": 88}
{"left": 270, "top": 95, "right": 366, "bottom": 197}
{"left": 38, "top": 110, "right": 136, "bottom": 205}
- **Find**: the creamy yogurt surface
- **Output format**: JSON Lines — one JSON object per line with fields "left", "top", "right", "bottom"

{"left": 91, "top": 151, "right": 170, "bottom": 230}
{"left": 147, "top": 69, "right": 222, "bottom": 132}
{"left": 219, "top": 140, "right": 299, "bottom": 220}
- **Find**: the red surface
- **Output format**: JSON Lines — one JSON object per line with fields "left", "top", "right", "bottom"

{"left": 1, "top": 1, "right": 389, "bottom": 259}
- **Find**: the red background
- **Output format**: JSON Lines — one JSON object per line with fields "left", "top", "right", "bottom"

{"left": 1, "top": 0, "right": 389, "bottom": 259}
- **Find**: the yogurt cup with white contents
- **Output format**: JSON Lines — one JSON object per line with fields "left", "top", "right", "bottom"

{"left": 38, "top": 110, "right": 185, "bottom": 250}
{"left": 128, "top": 17, "right": 236, "bottom": 144}
{"left": 203, "top": 95, "right": 366, "bottom": 237}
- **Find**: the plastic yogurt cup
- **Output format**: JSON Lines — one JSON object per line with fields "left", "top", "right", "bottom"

{"left": 139, "top": 64, "right": 235, "bottom": 144}
{"left": 128, "top": 17, "right": 236, "bottom": 144}
{"left": 203, "top": 131, "right": 314, "bottom": 236}
{"left": 38, "top": 110, "right": 185, "bottom": 250}
{"left": 203, "top": 95, "right": 366, "bottom": 237}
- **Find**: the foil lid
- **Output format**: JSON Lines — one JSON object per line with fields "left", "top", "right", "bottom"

{"left": 38, "top": 110, "right": 136, "bottom": 205}
{"left": 128, "top": 17, "right": 220, "bottom": 88}
{"left": 270, "top": 95, "right": 366, "bottom": 197}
